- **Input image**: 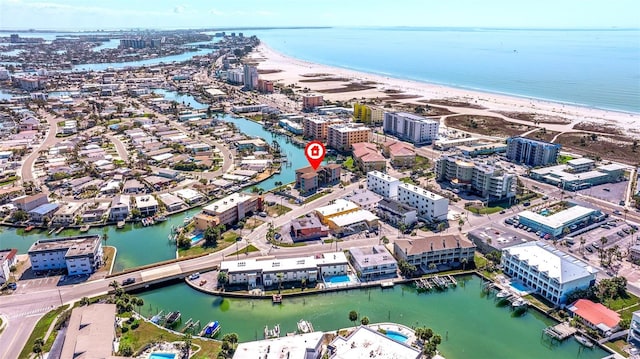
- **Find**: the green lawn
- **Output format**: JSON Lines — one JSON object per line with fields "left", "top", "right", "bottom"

{"left": 0, "top": 176, "right": 19, "bottom": 186}
{"left": 604, "top": 339, "right": 629, "bottom": 357}
{"left": 524, "top": 294, "right": 554, "bottom": 313}
{"left": 226, "top": 244, "right": 260, "bottom": 257}
{"left": 304, "top": 191, "right": 330, "bottom": 204}
{"left": 19, "top": 305, "right": 69, "bottom": 359}
{"left": 467, "top": 205, "right": 504, "bottom": 215}
{"left": 474, "top": 255, "right": 488, "bottom": 268}
{"left": 414, "top": 155, "right": 431, "bottom": 170}
{"left": 223, "top": 231, "right": 240, "bottom": 242}
{"left": 399, "top": 177, "right": 418, "bottom": 185}
{"left": 557, "top": 154, "right": 574, "bottom": 164}
{"left": 343, "top": 156, "right": 355, "bottom": 171}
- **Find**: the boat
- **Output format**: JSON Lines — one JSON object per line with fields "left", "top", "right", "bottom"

{"left": 200, "top": 321, "right": 221, "bottom": 337}
{"left": 264, "top": 324, "right": 280, "bottom": 339}
{"left": 25, "top": 225, "right": 35, "bottom": 232}
{"left": 574, "top": 335, "right": 594, "bottom": 348}
{"left": 511, "top": 298, "right": 528, "bottom": 308}
{"left": 47, "top": 228, "right": 55, "bottom": 235}
{"left": 496, "top": 290, "right": 510, "bottom": 299}
{"left": 183, "top": 216, "right": 192, "bottom": 224}
{"left": 150, "top": 311, "right": 164, "bottom": 324}
{"left": 117, "top": 220, "right": 125, "bottom": 229}
{"left": 155, "top": 215, "right": 167, "bottom": 222}
{"left": 297, "top": 319, "right": 314, "bottom": 334}
{"left": 54, "top": 227, "right": 64, "bottom": 234}
{"left": 79, "top": 225, "right": 90, "bottom": 232}
{"left": 165, "top": 311, "right": 181, "bottom": 326}
{"left": 272, "top": 294, "right": 282, "bottom": 304}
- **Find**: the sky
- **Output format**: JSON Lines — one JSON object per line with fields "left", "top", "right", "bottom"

{"left": 0, "top": 0, "right": 638, "bottom": 30}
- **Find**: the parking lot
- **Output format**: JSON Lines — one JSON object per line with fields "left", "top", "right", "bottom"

{"left": 577, "top": 181, "right": 628, "bottom": 206}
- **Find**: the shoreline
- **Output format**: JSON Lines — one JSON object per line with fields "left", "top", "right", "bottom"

{"left": 251, "top": 42, "right": 640, "bottom": 134}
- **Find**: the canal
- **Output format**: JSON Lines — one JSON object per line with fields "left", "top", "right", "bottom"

{"left": 137, "top": 275, "right": 608, "bottom": 359}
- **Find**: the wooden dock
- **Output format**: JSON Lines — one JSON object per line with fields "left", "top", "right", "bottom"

{"left": 416, "top": 278, "right": 433, "bottom": 290}
{"left": 543, "top": 322, "right": 577, "bottom": 341}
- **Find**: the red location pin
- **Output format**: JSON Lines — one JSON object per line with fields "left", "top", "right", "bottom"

{"left": 304, "top": 140, "right": 326, "bottom": 170}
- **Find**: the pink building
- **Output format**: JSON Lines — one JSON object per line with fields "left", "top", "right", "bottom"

{"left": 302, "top": 94, "right": 324, "bottom": 111}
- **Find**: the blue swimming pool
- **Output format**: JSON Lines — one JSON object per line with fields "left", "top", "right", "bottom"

{"left": 510, "top": 281, "right": 528, "bottom": 292}
{"left": 149, "top": 353, "right": 176, "bottom": 359}
{"left": 327, "top": 275, "right": 350, "bottom": 284}
{"left": 386, "top": 330, "right": 409, "bottom": 343}
{"left": 191, "top": 233, "right": 204, "bottom": 242}
{"left": 540, "top": 209, "right": 551, "bottom": 216}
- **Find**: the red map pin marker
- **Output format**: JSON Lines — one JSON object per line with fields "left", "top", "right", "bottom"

{"left": 305, "top": 140, "right": 326, "bottom": 170}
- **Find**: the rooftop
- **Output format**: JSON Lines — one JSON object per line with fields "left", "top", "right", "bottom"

{"left": 60, "top": 304, "right": 117, "bottom": 359}
{"left": 28, "top": 235, "right": 101, "bottom": 257}
{"left": 329, "top": 210, "right": 379, "bottom": 228}
{"left": 378, "top": 198, "right": 416, "bottom": 214}
{"left": 395, "top": 234, "right": 475, "bottom": 255}
{"left": 329, "top": 325, "right": 421, "bottom": 359}
{"left": 398, "top": 183, "right": 445, "bottom": 201}
{"left": 203, "top": 192, "right": 257, "bottom": 215}
{"left": 568, "top": 299, "right": 620, "bottom": 329}
{"left": 367, "top": 170, "right": 400, "bottom": 183}
{"left": 316, "top": 199, "right": 359, "bottom": 218}
{"left": 519, "top": 205, "right": 598, "bottom": 229}
{"left": 234, "top": 332, "right": 324, "bottom": 359}
{"left": 291, "top": 215, "right": 323, "bottom": 230}
{"left": 349, "top": 245, "right": 396, "bottom": 267}
{"left": 28, "top": 202, "right": 60, "bottom": 215}
{"left": 504, "top": 241, "right": 598, "bottom": 283}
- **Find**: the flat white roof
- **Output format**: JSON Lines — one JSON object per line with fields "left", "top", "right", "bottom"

{"left": 221, "top": 252, "right": 347, "bottom": 274}
{"left": 568, "top": 158, "right": 595, "bottom": 166}
{"left": 367, "top": 170, "right": 399, "bottom": 183}
{"left": 329, "top": 210, "right": 379, "bottom": 227}
{"left": 398, "top": 183, "right": 445, "bottom": 201}
{"left": 316, "top": 199, "right": 359, "bottom": 217}
{"left": 202, "top": 192, "right": 255, "bottom": 214}
{"left": 505, "top": 241, "right": 598, "bottom": 283}
{"left": 234, "top": 332, "right": 324, "bottom": 359}
{"left": 135, "top": 195, "right": 158, "bottom": 208}
{"left": 174, "top": 188, "right": 203, "bottom": 201}
{"left": 519, "top": 205, "right": 596, "bottom": 229}
{"left": 330, "top": 326, "right": 421, "bottom": 359}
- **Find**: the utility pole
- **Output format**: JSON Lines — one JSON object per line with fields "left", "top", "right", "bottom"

{"left": 58, "top": 288, "right": 63, "bottom": 306}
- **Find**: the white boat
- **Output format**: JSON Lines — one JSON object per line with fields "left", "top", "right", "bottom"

{"left": 574, "top": 335, "right": 594, "bottom": 348}
{"left": 183, "top": 216, "right": 192, "bottom": 224}
{"left": 496, "top": 290, "right": 510, "bottom": 298}
{"left": 200, "top": 321, "right": 220, "bottom": 337}
{"left": 297, "top": 319, "right": 314, "bottom": 333}
{"left": 117, "top": 220, "right": 125, "bottom": 229}
{"left": 512, "top": 298, "right": 528, "bottom": 308}
{"left": 79, "top": 225, "right": 90, "bottom": 232}
{"left": 155, "top": 215, "right": 167, "bottom": 222}
{"left": 264, "top": 324, "right": 280, "bottom": 339}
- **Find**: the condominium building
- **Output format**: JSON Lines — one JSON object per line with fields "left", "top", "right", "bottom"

{"left": 501, "top": 241, "right": 598, "bottom": 305}
{"left": 60, "top": 304, "right": 117, "bottom": 359}
{"left": 352, "top": 142, "right": 386, "bottom": 172}
{"left": 295, "top": 164, "right": 341, "bottom": 195}
{"left": 28, "top": 235, "right": 104, "bottom": 276}
{"left": 302, "top": 94, "right": 324, "bottom": 111}
{"left": 436, "top": 155, "right": 516, "bottom": 201}
{"left": 327, "top": 123, "right": 372, "bottom": 152}
{"left": 227, "top": 68, "right": 244, "bottom": 84}
{"left": 529, "top": 160, "right": 626, "bottom": 191}
{"left": 243, "top": 64, "right": 258, "bottom": 90}
{"left": 220, "top": 252, "right": 348, "bottom": 288}
{"left": 506, "top": 137, "right": 561, "bottom": 167}
{"left": 202, "top": 192, "right": 263, "bottom": 227}
{"left": 349, "top": 245, "right": 397, "bottom": 281}
{"left": 397, "top": 183, "right": 449, "bottom": 222}
{"left": 366, "top": 171, "right": 400, "bottom": 199}
{"left": 628, "top": 311, "right": 640, "bottom": 347}
{"left": 302, "top": 117, "right": 344, "bottom": 141}
{"left": 376, "top": 198, "right": 417, "bottom": 227}
{"left": 257, "top": 79, "right": 274, "bottom": 93}
{"left": 394, "top": 235, "right": 476, "bottom": 272}
{"left": 353, "top": 102, "right": 384, "bottom": 125}
{"left": 382, "top": 141, "right": 416, "bottom": 168}
{"left": 383, "top": 112, "right": 439, "bottom": 145}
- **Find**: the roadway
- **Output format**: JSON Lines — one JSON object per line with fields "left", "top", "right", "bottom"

{"left": 19, "top": 111, "right": 63, "bottom": 185}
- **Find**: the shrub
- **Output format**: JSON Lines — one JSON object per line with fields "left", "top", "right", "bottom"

{"left": 121, "top": 326, "right": 129, "bottom": 333}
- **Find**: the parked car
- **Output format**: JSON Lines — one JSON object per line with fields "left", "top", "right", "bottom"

{"left": 617, "top": 231, "right": 625, "bottom": 237}
{"left": 188, "top": 272, "right": 200, "bottom": 280}
{"left": 122, "top": 278, "right": 136, "bottom": 285}
{"left": 542, "top": 196, "right": 549, "bottom": 200}
{"left": 499, "top": 210, "right": 506, "bottom": 214}
{"left": 613, "top": 210, "right": 621, "bottom": 215}
{"left": 586, "top": 246, "right": 594, "bottom": 253}
{"left": 258, "top": 212, "right": 268, "bottom": 218}
{"left": 523, "top": 202, "right": 531, "bottom": 207}
{"left": 592, "top": 243, "right": 600, "bottom": 249}
{"left": 274, "top": 233, "right": 281, "bottom": 240}
{"left": 7, "top": 282, "right": 17, "bottom": 290}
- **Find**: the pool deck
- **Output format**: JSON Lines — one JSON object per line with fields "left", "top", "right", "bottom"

{"left": 371, "top": 322, "right": 417, "bottom": 345}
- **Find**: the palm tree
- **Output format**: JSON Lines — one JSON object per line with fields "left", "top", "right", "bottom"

{"left": 398, "top": 223, "right": 407, "bottom": 237}
{"left": 460, "top": 257, "right": 468, "bottom": 271}
{"left": 348, "top": 310, "right": 358, "bottom": 325}
{"left": 380, "top": 236, "right": 389, "bottom": 245}
{"left": 360, "top": 316, "right": 370, "bottom": 326}
{"left": 276, "top": 272, "right": 284, "bottom": 293}
{"left": 579, "top": 237, "right": 586, "bottom": 254}
{"left": 109, "top": 280, "right": 120, "bottom": 290}
{"left": 428, "top": 263, "right": 437, "bottom": 272}
{"left": 181, "top": 333, "right": 192, "bottom": 358}
{"left": 217, "top": 271, "right": 228, "bottom": 290}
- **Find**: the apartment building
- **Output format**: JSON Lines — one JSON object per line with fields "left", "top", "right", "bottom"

{"left": 501, "top": 241, "right": 598, "bottom": 305}
{"left": 383, "top": 112, "right": 439, "bottom": 145}
{"left": 352, "top": 142, "right": 386, "bottom": 172}
{"left": 394, "top": 235, "right": 476, "bottom": 272}
{"left": 295, "top": 164, "right": 341, "bottom": 195}
{"left": 397, "top": 183, "right": 449, "bottom": 222}
{"left": 302, "top": 94, "right": 324, "bottom": 111}
{"left": 52, "top": 202, "right": 85, "bottom": 225}
{"left": 28, "top": 235, "right": 104, "bottom": 276}
{"left": 366, "top": 171, "right": 400, "bottom": 199}
{"left": 353, "top": 102, "right": 384, "bottom": 125}
{"left": 327, "top": 123, "right": 372, "bottom": 152}
{"left": 506, "top": 137, "right": 561, "bottom": 167}
{"left": 436, "top": 155, "right": 516, "bottom": 201}
{"left": 302, "top": 117, "right": 344, "bottom": 141}
{"left": 243, "top": 64, "right": 258, "bottom": 90}
{"left": 201, "top": 192, "right": 263, "bottom": 227}
{"left": 349, "top": 245, "right": 398, "bottom": 281}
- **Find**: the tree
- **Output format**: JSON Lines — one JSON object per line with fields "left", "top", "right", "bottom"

{"left": 33, "top": 337, "right": 44, "bottom": 358}
{"left": 348, "top": 310, "right": 358, "bottom": 325}
{"left": 119, "top": 343, "right": 134, "bottom": 356}
{"left": 428, "top": 263, "right": 437, "bottom": 272}
{"left": 361, "top": 316, "right": 370, "bottom": 326}
{"left": 381, "top": 236, "right": 390, "bottom": 245}
{"left": 204, "top": 226, "right": 220, "bottom": 247}
{"left": 80, "top": 296, "right": 90, "bottom": 306}
{"left": 217, "top": 271, "right": 228, "bottom": 289}
{"left": 109, "top": 280, "right": 120, "bottom": 290}
{"left": 461, "top": 257, "right": 468, "bottom": 271}
{"left": 276, "top": 272, "right": 284, "bottom": 293}
{"left": 222, "top": 333, "right": 239, "bottom": 348}
{"left": 11, "top": 210, "right": 28, "bottom": 223}
{"left": 398, "top": 259, "right": 417, "bottom": 277}
{"left": 181, "top": 333, "right": 192, "bottom": 359}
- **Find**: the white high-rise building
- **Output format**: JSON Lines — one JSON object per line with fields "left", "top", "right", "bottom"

{"left": 383, "top": 112, "right": 439, "bottom": 145}
{"left": 397, "top": 183, "right": 449, "bottom": 222}
{"left": 366, "top": 171, "right": 400, "bottom": 199}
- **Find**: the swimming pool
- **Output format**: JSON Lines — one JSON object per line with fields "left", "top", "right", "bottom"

{"left": 386, "top": 330, "right": 409, "bottom": 343}
{"left": 149, "top": 353, "right": 176, "bottom": 359}
{"left": 327, "top": 275, "right": 350, "bottom": 283}
{"left": 540, "top": 209, "right": 551, "bottom": 216}
{"left": 510, "top": 281, "right": 529, "bottom": 293}
{"left": 324, "top": 274, "right": 359, "bottom": 287}
{"left": 191, "top": 233, "right": 204, "bottom": 242}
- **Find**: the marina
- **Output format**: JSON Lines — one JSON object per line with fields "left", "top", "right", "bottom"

{"left": 264, "top": 324, "right": 280, "bottom": 339}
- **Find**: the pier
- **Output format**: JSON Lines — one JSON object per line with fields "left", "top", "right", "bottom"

{"left": 542, "top": 323, "right": 577, "bottom": 341}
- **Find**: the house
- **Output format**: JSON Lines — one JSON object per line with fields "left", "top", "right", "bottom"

{"left": 394, "top": 235, "right": 476, "bottom": 273}
{"left": 328, "top": 326, "right": 421, "bottom": 359}
{"left": 52, "top": 202, "right": 85, "bottom": 225}
{"left": 158, "top": 193, "right": 186, "bottom": 212}
{"left": 349, "top": 245, "right": 397, "bottom": 281}
{"left": 352, "top": 142, "right": 386, "bottom": 172}
{"left": 109, "top": 195, "right": 130, "bottom": 221}
{"left": 28, "top": 203, "right": 60, "bottom": 223}
{"left": 376, "top": 198, "right": 417, "bottom": 227}
{"left": 0, "top": 249, "right": 18, "bottom": 284}
{"left": 567, "top": 299, "right": 621, "bottom": 336}
{"left": 174, "top": 189, "right": 205, "bottom": 205}
{"left": 233, "top": 332, "right": 323, "bottom": 359}
{"left": 134, "top": 195, "right": 158, "bottom": 216}
{"left": 11, "top": 192, "right": 48, "bottom": 212}
{"left": 81, "top": 202, "right": 110, "bottom": 223}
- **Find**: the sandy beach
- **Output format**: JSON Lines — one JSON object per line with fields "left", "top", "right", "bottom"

{"left": 249, "top": 43, "right": 639, "bottom": 136}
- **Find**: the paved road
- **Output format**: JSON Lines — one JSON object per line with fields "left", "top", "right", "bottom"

{"left": 105, "top": 134, "right": 129, "bottom": 162}
{"left": 19, "top": 111, "right": 62, "bottom": 184}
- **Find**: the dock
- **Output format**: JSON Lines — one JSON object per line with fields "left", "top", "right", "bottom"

{"left": 380, "top": 281, "right": 394, "bottom": 288}
{"left": 416, "top": 278, "right": 433, "bottom": 291}
{"left": 543, "top": 323, "right": 577, "bottom": 341}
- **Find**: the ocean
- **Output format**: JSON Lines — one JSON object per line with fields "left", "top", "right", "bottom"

{"left": 247, "top": 27, "right": 640, "bottom": 113}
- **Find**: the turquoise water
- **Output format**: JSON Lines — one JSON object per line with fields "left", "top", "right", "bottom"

{"left": 327, "top": 275, "right": 350, "bottom": 283}
{"left": 137, "top": 275, "right": 609, "bottom": 359}
{"left": 385, "top": 330, "right": 409, "bottom": 343}
{"left": 540, "top": 209, "right": 551, "bottom": 216}
{"left": 149, "top": 353, "right": 176, "bottom": 359}
{"left": 153, "top": 89, "right": 208, "bottom": 110}
{"left": 249, "top": 27, "right": 640, "bottom": 113}
{"left": 510, "top": 282, "right": 529, "bottom": 292}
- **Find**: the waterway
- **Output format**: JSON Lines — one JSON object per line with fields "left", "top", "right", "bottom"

{"left": 137, "top": 275, "right": 608, "bottom": 358}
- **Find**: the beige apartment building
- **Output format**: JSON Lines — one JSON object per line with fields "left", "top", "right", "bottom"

{"left": 327, "top": 123, "right": 372, "bottom": 152}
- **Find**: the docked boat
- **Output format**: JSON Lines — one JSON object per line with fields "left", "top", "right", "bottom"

{"left": 183, "top": 216, "right": 192, "bottom": 224}
{"left": 496, "top": 290, "right": 510, "bottom": 299}
{"left": 150, "top": 311, "right": 164, "bottom": 324}
{"left": 79, "top": 225, "right": 90, "bottom": 232}
{"left": 200, "top": 321, "right": 221, "bottom": 337}
{"left": 117, "top": 220, "right": 126, "bottom": 229}
{"left": 574, "top": 335, "right": 594, "bottom": 348}
{"left": 297, "top": 319, "right": 314, "bottom": 334}
{"left": 54, "top": 227, "right": 64, "bottom": 234}
{"left": 155, "top": 215, "right": 167, "bottom": 222}
{"left": 264, "top": 324, "right": 280, "bottom": 339}
{"left": 165, "top": 311, "right": 181, "bottom": 326}
{"left": 512, "top": 298, "right": 528, "bottom": 308}
{"left": 272, "top": 294, "right": 282, "bottom": 304}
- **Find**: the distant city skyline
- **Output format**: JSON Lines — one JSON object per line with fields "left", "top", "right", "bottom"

{"left": 0, "top": 0, "right": 638, "bottom": 30}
